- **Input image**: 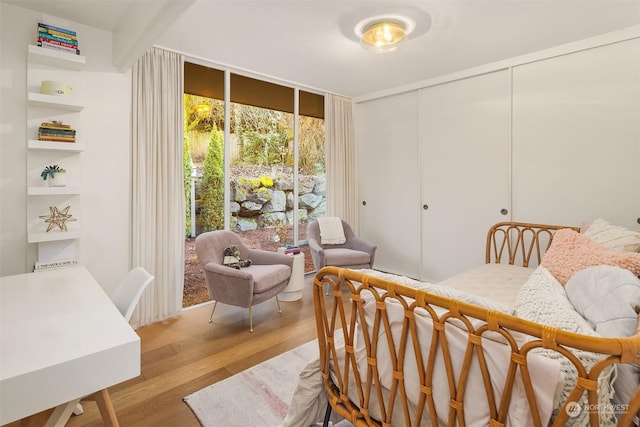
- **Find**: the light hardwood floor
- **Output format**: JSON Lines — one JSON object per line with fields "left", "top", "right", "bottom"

{"left": 14, "top": 276, "right": 322, "bottom": 427}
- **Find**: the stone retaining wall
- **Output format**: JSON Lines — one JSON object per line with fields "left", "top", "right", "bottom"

{"left": 194, "top": 169, "right": 326, "bottom": 232}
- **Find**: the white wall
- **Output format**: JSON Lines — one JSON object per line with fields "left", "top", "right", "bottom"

{"left": 0, "top": 3, "right": 131, "bottom": 296}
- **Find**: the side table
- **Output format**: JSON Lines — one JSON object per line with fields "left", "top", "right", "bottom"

{"left": 277, "top": 248, "right": 305, "bottom": 301}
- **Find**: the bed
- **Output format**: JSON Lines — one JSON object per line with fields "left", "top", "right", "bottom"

{"left": 281, "top": 221, "right": 640, "bottom": 427}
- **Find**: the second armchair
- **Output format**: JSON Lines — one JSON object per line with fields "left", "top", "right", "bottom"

{"left": 307, "top": 218, "right": 377, "bottom": 271}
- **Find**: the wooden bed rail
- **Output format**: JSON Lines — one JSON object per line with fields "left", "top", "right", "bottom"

{"left": 314, "top": 266, "right": 640, "bottom": 427}
{"left": 486, "top": 222, "right": 581, "bottom": 267}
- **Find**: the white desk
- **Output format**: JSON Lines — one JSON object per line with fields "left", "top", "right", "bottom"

{"left": 0, "top": 266, "right": 140, "bottom": 425}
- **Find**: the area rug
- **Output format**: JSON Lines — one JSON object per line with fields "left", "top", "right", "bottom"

{"left": 184, "top": 339, "right": 320, "bottom": 427}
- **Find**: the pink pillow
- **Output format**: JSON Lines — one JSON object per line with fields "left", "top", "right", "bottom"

{"left": 541, "top": 229, "right": 640, "bottom": 285}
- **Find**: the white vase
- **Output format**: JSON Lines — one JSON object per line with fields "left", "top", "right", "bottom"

{"left": 48, "top": 173, "right": 67, "bottom": 187}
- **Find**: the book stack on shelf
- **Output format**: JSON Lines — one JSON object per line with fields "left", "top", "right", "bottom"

{"left": 38, "top": 121, "right": 76, "bottom": 142}
{"left": 284, "top": 244, "right": 301, "bottom": 255}
{"left": 37, "top": 22, "right": 79, "bottom": 55}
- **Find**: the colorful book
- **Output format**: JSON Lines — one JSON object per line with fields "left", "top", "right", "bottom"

{"left": 34, "top": 257, "right": 78, "bottom": 272}
{"left": 39, "top": 130, "right": 77, "bottom": 137}
{"left": 39, "top": 125, "right": 76, "bottom": 132}
{"left": 38, "top": 22, "right": 77, "bottom": 37}
{"left": 38, "top": 129, "right": 76, "bottom": 136}
{"left": 37, "top": 40, "right": 80, "bottom": 55}
{"left": 40, "top": 125, "right": 74, "bottom": 131}
{"left": 38, "top": 38, "right": 78, "bottom": 50}
{"left": 38, "top": 32, "right": 78, "bottom": 46}
{"left": 38, "top": 27, "right": 78, "bottom": 40}
{"left": 38, "top": 136, "right": 76, "bottom": 142}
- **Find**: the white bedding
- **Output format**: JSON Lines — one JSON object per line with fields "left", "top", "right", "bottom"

{"left": 437, "top": 263, "right": 533, "bottom": 309}
{"left": 282, "top": 265, "right": 625, "bottom": 427}
{"left": 282, "top": 265, "right": 557, "bottom": 427}
{"left": 358, "top": 263, "right": 533, "bottom": 311}
{"left": 354, "top": 288, "right": 560, "bottom": 426}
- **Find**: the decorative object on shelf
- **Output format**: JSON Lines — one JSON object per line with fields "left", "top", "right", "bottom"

{"left": 39, "top": 205, "right": 76, "bottom": 232}
{"left": 41, "top": 80, "right": 72, "bottom": 97}
{"left": 37, "top": 22, "right": 80, "bottom": 55}
{"left": 273, "top": 221, "right": 289, "bottom": 246}
{"left": 38, "top": 120, "right": 76, "bottom": 142}
{"left": 40, "top": 164, "right": 67, "bottom": 187}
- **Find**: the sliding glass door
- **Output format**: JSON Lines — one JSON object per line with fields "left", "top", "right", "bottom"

{"left": 182, "top": 62, "right": 325, "bottom": 307}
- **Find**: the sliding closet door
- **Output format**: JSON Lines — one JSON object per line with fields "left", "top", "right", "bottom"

{"left": 419, "top": 70, "right": 511, "bottom": 282}
{"left": 355, "top": 91, "right": 420, "bottom": 277}
{"left": 512, "top": 38, "right": 640, "bottom": 229}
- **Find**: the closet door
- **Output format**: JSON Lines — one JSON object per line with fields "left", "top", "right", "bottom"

{"left": 355, "top": 91, "right": 420, "bottom": 277}
{"left": 419, "top": 70, "right": 511, "bottom": 282}
{"left": 512, "top": 38, "right": 640, "bottom": 229}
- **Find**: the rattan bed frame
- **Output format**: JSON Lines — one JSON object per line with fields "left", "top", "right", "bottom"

{"left": 313, "top": 222, "right": 640, "bottom": 426}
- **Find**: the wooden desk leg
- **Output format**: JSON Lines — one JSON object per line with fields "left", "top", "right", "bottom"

{"left": 86, "top": 389, "right": 120, "bottom": 427}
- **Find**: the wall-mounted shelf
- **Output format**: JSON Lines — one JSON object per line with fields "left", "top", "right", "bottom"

{"left": 28, "top": 45, "right": 85, "bottom": 70}
{"left": 28, "top": 92, "right": 84, "bottom": 111}
{"left": 28, "top": 229, "right": 82, "bottom": 244}
{"left": 27, "top": 43, "right": 86, "bottom": 265}
{"left": 28, "top": 140, "right": 85, "bottom": 152}
{"left": 28, "top": 186, "right": 80, "bottom": 196}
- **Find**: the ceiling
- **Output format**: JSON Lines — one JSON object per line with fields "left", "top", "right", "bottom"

{"left": 5, "top": 0, "right": 640, "bottom": 98}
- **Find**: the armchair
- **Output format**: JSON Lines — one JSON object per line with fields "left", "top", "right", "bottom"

{"left": 195, "top": 230, "right": 293, "bottom": 332}
{"left": 307, "top": 218, "right": 377, "bottom": 270}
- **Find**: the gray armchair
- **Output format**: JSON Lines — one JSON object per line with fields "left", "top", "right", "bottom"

{"left": 195, "top": 230, "right": 293, "bottom": 332}
{"left": 307, "top": 219, "right": 377, "bottom": 270}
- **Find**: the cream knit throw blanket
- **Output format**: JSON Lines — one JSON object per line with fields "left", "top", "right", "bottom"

{"left": 514, "top": 267, "right": 616, "bottom": 426}
{"left": 318, "top": 217, "right": 346, "bottom": 245}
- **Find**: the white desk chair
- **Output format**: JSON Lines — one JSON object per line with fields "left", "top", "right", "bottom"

{"left": 74, "top": 267, "right": 153, "bottom": 418}
{"left": 111, "top": 266, "right": 155, "bottom": 322}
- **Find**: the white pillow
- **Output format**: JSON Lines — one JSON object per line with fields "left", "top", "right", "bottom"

{"left": 583, "top": 218, "right": 640, "bottom": 252}
{"left": 565, "top": 265, "right": 640, "bottom": 411}
{"left": 514, "top": 266, "right": 616, "bottom": 426}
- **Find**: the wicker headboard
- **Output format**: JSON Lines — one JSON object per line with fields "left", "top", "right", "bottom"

{"left": 486, "top": 222, "right": 581, "bottom": 267}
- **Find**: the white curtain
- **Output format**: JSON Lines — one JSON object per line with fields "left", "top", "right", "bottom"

{"left": 324, "top": 93, "right": 358, "bottom": 227}
{"left": 130, "top": 47, "right": 185, "bottom": 328}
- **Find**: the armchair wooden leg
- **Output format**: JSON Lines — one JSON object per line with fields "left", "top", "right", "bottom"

{"left": 249, "top": 306, "right": 253, "bottom": 333}
{"left": 275, "top": 295, "right": 282, "bottom": 314}
{"left": 208, "top": 301, "right": 218, "bottom": 323}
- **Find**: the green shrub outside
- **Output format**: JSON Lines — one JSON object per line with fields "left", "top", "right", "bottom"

{"left": 200, "top": 124, "right": 225, "bottom": 231}
{"left": 184, "top": 136, "right": 192, "bottom": 237}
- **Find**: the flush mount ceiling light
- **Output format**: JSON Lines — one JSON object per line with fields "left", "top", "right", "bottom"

{"left": 355, "top": 15, "right": 416, "bottom": 53}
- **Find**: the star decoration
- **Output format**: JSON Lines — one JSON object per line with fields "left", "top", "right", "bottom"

{"left": 39, "top": 205, "right": 77, "bottom": 232}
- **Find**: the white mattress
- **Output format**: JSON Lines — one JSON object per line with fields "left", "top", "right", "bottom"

{"left": 358, "top": 263, "right": 534, "bottom": 311}
{"left": 437, "top": 263, "right": 534, "bottom": 309}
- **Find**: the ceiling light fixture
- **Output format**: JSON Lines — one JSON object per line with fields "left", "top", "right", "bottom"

{"left": 355, "top": 15, "right": 416, "bottom": 53}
